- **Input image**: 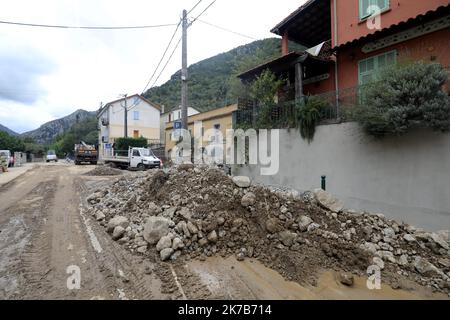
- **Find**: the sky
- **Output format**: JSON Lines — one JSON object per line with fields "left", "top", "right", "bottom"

{"left": 0, "top": 0, "right": 305, "bottom": 133}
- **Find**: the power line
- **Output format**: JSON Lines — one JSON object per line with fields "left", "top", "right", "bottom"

{"left": 149, "top": 37, "right": 182, "bottom": 90}
{"left": 189, "top": 0, "right": 217, "bottom": 26}
{"left": 141, "top": 19, "right": 182, "bottom": 94}
{"left": 0, "top": 20, "right": 178, "bottom": 30}
{"left": 196, "top": 19, "right": 257, "bottom": 40}
{"left": 187, "top": 0, "right": 204, "bottom": 14}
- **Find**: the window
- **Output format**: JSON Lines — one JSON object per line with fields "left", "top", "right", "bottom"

{"left": 132, "top": 149, "right": 140, "bottom": 157}
{"left": 358, "top": 50, "right": 396, "bottom": 86}
{"left": 359, "top": 0, "right": 389, "bottom": 20}
{"left": 133, "top": 111, "right": 139, "bottom": 120}
{"left": 214, "top": 124, "right": 221, "bottom": 130}
{"left": 133, "top": 130, "right": 140, "bottom": 138}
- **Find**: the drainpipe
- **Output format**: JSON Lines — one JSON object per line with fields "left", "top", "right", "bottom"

{"left": 333, "top": 0, "right": 340, "bottom": 116}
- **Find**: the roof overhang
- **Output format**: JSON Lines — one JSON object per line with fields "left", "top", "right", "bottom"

{"left": 333, "top": 3, "right": 450, "bottom": 51}
{"left": 271, "top": 0, "right": 331, "bottom": 47}
{"left": 238, "top": 51, "right": 333, "bottom": 82}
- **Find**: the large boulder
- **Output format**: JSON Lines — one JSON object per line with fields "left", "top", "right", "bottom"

{"left": 143, "top": 216, "right": 171, "bottom": 245}
{"left": 107, "top": 216, "right": 129, "bottom": 233}
{"left": 414, "top": 257, "right": 443, "bottom": 277}
{"left": 313, "top": 189, "right": 344, "bottom": 213}
{"left": 232, "top": 176, "right": 251, "bottom": 188}
{"left": 278, "top": 230, "right": 297, "bottom": 247}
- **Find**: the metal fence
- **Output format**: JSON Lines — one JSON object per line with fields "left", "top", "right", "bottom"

{"left": 234, "top": 85, "right": 362, "bottom": 129}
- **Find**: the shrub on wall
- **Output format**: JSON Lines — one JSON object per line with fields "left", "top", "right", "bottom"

{"left": 114, "top": 137, "right": 148, "bottom": 151}
{"left": 355, "top": 62, "right": 450, "bottom": 137}
{"left": 295, "top": 96, "right": 328, "bottom": 143}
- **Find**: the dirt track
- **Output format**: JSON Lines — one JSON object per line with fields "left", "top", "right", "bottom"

{"left": 0, "top": 164, "right": 447, "bottom": 300}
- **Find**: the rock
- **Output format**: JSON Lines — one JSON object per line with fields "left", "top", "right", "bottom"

{"left": 187, "top": 221, "right": 199, "bottom": 234}
{"left": 297, "top": 215, "right": 313, "bottom": 231}
{"left": 156, "top": 235, "right": 172, "bottom": 252}
{"left": 171, "top": 250, "right": 182, "bottom": 261}
{"left": 232, "top": 176, "right": 251, "bottom": 188}
{"left": 382, "top": 227, "right": 396, "bottom": 238}
{"left": 278, "top": 230, "right": 297, "bottom": 247}
{"left": 217, "top": 217, "right": 225, "bottom": 225}
{"left": 95, "top": 212, "right": 105, "bottom": 221}
{"left": 160, "top": 248, "right": 174, "bottom": 261}
{"left": 112, "top": 226, "right": 125, "bottom": 240}
{"left": 414, "top": 257, "right": 442, "bottom": 277}
{"left": 172, "top": 238, "right": 184, "bottom": 250}
{"left": 403, "top": 234, "right": 416, "bottom": 242}
{"left": 313, "top": 189, "right": 344, "bottom": 213}
{"left": 107, "top": 216, "right": 129, "bottom": 233}
{"left": 236, "top": 252, "right": 245, "bottom": 261}
{"left": 198, "top": 238, "right": 208, "bottom": 247}
{"left": 438, "top": 258, "right": 450, "bottom": 268}
{"left": 430, "top": 233, "right": 450, "bottom": 250}
{"left": 207, "top": 230, "right": 218, "bottom": 243}
{"left": 307, "top": 223, "right": 321, "bottom": 233}
{"left": 148, "top": 202, "right": 161, "bottom": 215}
{"left": 137, "top": 246, "right": 147, "bottom": 254}
{"left": 143, "top": 216, "right": 171, "bottom": 245}
{"left": 178, "top": 207, "right": 192, "bottom": 220}
{"left": 177, "top": 221, "right": 191, "bottom": 238}
{"left": 241, "top": 192, "right": 256, "bottom": 207}
{"left": 376, "top": 251, "right": 396, "bottom": 263}
{"left": 360, "top": 242, "right": 378, "bottom": 255}
{"left": 397, "top": 255, "right": 409, "bottom": 266}
{"left": 338, "top": 273, "right": 354, "bottom": 286}
{"left": 161, "top": 207, "right": 177, "bottom": 219}
{"left": 265, "top": 218, "right": 282, "bottom": 234}
{"left": 437, "top": 230, "right": 450, "bottom": 243}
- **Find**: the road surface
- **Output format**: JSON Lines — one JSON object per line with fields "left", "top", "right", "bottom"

{"left": 0, "top": 163, "right": 446, "bottom": 300}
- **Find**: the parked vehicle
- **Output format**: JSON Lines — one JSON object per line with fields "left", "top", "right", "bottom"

{"left": 74, "top": 142, "right": 98, "bottom": 165}
{"left": 0, "top": 150, "right": 14, "bottom": 167}
{"left": 103, "top": 147, "right": 162, "bottom": 170}
{"left": 46, "top": 150, "right": 58, "bottom": 163}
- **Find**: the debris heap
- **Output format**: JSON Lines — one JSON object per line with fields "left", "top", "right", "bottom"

{"left": 87, "top": 165, "right": 450, "bottom": 294}
{"left": 84, "top": 165, "right": 123, "bottom": 176}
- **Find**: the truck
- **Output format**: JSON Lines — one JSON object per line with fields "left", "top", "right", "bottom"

{"left": 103, "top": 147, "right": 162, "bottom": 170}
{"left": 0, "top": 150, "right": 14, "bottom": 167}
{"left": 74, "top": 142, "right": 98, "bottom": 165}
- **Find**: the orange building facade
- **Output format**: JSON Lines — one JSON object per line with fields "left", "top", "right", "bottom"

{"left": 238, "top": 0, "right": 450, "bottom": 105}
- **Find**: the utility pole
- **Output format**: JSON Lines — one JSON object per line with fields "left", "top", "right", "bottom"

{"left": 120, "top": 94, "right": 128, "bottom": 138}
{"left": 181, "top": 9, "right": 188, "bottom": 130}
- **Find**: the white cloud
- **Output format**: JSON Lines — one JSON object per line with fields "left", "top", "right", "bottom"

{"left": 0, "top": 0, "right": 305, "bottom": 133}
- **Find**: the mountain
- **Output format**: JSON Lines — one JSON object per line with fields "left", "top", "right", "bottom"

{"left": 21, "top": 109, "right": 96, "bottom": 144}
{"left": 143, "top": 38, "right": 304, "bottom": 113}
{"left": 0, "top": 124, "right": 18, "bottom": 136}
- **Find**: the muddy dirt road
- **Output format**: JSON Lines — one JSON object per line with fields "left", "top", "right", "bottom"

{"left": 0, "top": 164, "right": 446, "bottom": 300}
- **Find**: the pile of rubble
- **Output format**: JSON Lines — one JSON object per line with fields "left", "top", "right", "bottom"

{"left": 84, "top": 165, "right": 123, "bottom": 176}
{"left": 86, "top": 165, "right": 450, "bottom": 294}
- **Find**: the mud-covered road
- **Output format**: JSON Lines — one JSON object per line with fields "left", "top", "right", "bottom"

{"left": 0, "top": 164, "right": 446, "bottom": 300}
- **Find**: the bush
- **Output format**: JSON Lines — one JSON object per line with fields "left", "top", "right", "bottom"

{"left": 114, "top": 137, "right": 148, "bottom": 151}
{"left": 296, "top": 96, "right": 328, "bottom": 142}
{"left": 355, "top": 62, "right": 450, "bottom": 137}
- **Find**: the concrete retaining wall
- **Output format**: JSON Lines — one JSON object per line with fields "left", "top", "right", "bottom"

{"left": 233, "top": 122, "right": 450, "bottom": 231}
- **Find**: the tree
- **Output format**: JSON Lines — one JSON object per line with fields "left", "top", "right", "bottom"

{"left": 0, "top": 131, "right": 25, "bottom": 152}
{"left": 355, "top": 62, "right": 450, "bottom": 137}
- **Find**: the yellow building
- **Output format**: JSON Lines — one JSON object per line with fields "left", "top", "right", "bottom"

{"left": 165, "top": 104, "right": 237, "bottom": 158}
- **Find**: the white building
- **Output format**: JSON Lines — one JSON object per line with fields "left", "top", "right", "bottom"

{"left": 98, "top": 94, "right": 161, "bottom": 158}
{"left": 160, "top": 106, "right": 200, "bottom": 144}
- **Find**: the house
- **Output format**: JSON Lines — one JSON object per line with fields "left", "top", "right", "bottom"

{"left": 97, "top": 94, "right": 161, "bottom": 158}
{"left": 160, "top": 106, "right": 200, "bottom": 145}
{"left": 165, "top": 104, "right": 238, "bottom": 161}
{"left": 237, "top": 0, "right": 450, "bottom": 118}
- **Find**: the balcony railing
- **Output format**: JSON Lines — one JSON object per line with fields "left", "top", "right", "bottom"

{"left": 234, "top": 85, "right": 363, "bottom": 129}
